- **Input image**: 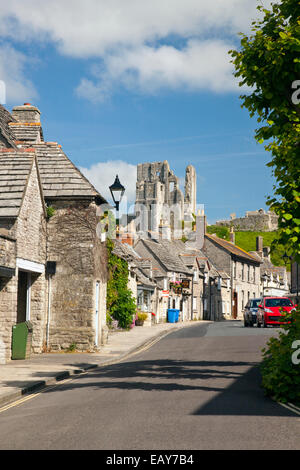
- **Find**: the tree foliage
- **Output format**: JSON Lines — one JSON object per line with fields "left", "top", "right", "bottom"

{"left": 230, "top": 0, "right": 300, "bottom": 262}
{"left": 260, "top": 307, "right": 300, "bottom": 405}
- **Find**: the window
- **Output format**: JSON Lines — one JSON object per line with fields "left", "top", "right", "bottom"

{"left": 233, "top": 261, "right": 236, "bottom": 279}
{"left": 265, "top": 298, "right": 293, "bottom": 307}
{"left": 242, "top": 263, "right": 245, "bottom": 281}
{"left": 251, "top": 299, "right": 261, "bottom": 308}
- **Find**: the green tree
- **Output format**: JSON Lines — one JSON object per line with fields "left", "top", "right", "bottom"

{"left": 230, "top": 0, "right": 300, "bottom": 263}
{"left": 106, "top": 239, "right": 137, "bottom": 329}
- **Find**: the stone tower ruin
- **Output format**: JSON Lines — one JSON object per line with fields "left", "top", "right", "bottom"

{"left": 135, "top": 161, "right": 196, "bottom": 239}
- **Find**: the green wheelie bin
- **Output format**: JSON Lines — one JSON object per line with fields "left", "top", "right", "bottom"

{"left": 11, "top": 321, "right": 33, "bottom": 360}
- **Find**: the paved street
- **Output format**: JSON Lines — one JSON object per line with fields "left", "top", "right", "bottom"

{"left": 0, "top": 321, "right": 298, "bottom": 450}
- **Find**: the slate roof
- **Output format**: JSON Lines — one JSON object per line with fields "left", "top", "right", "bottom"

{"left": 137, "top": 239, "right": 192, "bottom": 275}
{"left": 0, "top": 104, "right": 17, "bottom": 148}
{"left": 32, "top": 142, "right": 104, "bottom": 201}
{"left": 0, "top": 104, "right": 106, "bottom": 203}
{"left": 249, "top": 251, "right": 287, "bottom": 280}
{"left": 8, "top": 122, "right": 43, "bottom": 143}
{"left": 205, "top": 233, "right": 261, "bottom": 264}
{"left": 0, "top": 149, "right": 35, "bottom": 217}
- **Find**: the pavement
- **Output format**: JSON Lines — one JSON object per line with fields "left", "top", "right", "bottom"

{"left": 0, "top": 319, "right": 208, "bottom": 408}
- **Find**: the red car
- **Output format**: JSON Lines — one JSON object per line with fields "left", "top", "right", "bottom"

{"left": 256, "top": 296, "right": 296, "bottom": 327}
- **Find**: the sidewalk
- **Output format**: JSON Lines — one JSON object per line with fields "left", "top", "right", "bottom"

{"left": 0, "top": 320, "right": 207, "bottom": 407}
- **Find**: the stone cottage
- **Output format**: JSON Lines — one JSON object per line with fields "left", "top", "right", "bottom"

{"left": 0, "top": 103, "right": 108, "bottom": 361}
{"left": 0, "top": 147, "right": 47, "bottom": 362}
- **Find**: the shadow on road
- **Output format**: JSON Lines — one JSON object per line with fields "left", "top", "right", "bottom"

{"left": 4, "top": 358, "right": 296, "bottom": 418}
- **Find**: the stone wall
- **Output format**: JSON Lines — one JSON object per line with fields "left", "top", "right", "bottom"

{"left": 216, "top": 210, "right": 278, "bottom": 232}
{"left": 0, "top": 235, "right": 16, "bottom": 268}
{"left": 203, "top": 236, "right": 231, "bottom": 273}
{"left": 14, "top": 159, "right": 46, "bottom": 264}
{"left": 15, "top": 158, "right": 47, "bottom": 353}
{"left": 46, "top": 200, "right": 108, "bottom": 351}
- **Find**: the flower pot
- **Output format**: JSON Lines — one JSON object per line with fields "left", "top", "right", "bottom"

{"left": 135, "top": 320, "right": 144, "bottom": 326}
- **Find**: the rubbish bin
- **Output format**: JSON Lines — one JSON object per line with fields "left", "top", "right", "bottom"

{"left": 175, "top": 310, "right": 179, "bottom": 322}
{"left": 11, "top": 321, "right": 33, "bottom": 360}
{"left": 167, "top": 309, "right": 179, "bottom": 323}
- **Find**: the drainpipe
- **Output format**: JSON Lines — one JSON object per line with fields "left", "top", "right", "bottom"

{"left": 46, "top": 274, "right": 51, "bottom": 349}
{"left": 191, "top": 273, "right": 194, "bottom": 320}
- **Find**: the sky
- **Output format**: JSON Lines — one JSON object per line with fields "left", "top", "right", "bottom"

{"left": 0, "top": 0, "right": 276, "bottom": 224}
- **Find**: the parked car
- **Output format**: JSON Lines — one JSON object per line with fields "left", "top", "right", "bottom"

{"left": 256, "top": 296, "right": 296, "bottom": 328}
{"left": 243, "top": 298, "right": 261, "bottom": 327}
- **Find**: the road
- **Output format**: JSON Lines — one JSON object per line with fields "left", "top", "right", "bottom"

{"left": 0, "top": 321, "right": 298, "bottom": 450}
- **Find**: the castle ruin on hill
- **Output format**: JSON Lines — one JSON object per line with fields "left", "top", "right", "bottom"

{"left": 215, "top": 209, "right": 278, "bottom": 232}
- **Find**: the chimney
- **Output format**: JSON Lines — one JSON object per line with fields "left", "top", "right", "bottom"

{"left": 121, "top": 233, "right": 134, "bottom": 246}
{"left": 159, "top": 218, "right": 171, "bottom": 241}
{"left": 263, "top": 246, "right": 270, "bottom": 260}
{"left": 230, "top": 226, "right": 235, "bottom": 244}
{"left": 12, "top": 103, "right": 41, "bottom": 124}
{"left": 256, "top": 236, "right": 263, "bottom": 256}
{"left": 195, "top": 209, "right": 206, "bottom": 249}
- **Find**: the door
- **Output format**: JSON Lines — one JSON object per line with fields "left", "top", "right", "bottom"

{"left": 95, "top": 282, "right": 100, "bottom": 347}
{"left": 232, "top": 291, "right": 238, "bottom": 319}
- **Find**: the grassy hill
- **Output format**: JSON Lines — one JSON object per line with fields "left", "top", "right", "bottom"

{"left": 206, "top": 225, "right": 288, "bottom": 270}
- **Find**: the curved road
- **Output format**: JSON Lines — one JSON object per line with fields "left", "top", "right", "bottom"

{"left": 0, "top": 321, "right": 298, "bottom": 450}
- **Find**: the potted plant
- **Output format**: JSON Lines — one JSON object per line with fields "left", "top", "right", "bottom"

{"left": 135, "top": 311, "right": 148, "bottom": 326}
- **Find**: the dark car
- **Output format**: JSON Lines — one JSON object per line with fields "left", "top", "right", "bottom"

{"left": 243, "top": 298, "right": 261, "bottom": 327}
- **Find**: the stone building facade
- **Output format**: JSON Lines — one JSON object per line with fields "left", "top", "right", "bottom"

{"left": 0, "top": 103, "right": 108, "bottom": 362}
{"left": 202, "top": 233, "right": 261, "bottom": 319}
{"left": 0, "top": 147, "right": 47, "bottom": 363}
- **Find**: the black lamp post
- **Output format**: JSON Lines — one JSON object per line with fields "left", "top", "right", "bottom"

{"left": 109, "top": 175, "right": 125, "bottom": 236}
{"left": 262, "top": 272, "right": 268, "bottom": 297}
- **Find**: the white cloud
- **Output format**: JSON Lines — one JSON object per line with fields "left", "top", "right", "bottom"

{"left": 80, "top": 160, "right": 137, "bottom": 204}
{"left": 0, "top": 0, "right": 272, "bottom": 101}
{"left": 76, "top": 39, "right": 238, "bottom": 102}
{"left": 0, "top": 44, "right": 37, "bottom": 104}
{"left": 0, "top": 1, "right": 271, "bottom": 56}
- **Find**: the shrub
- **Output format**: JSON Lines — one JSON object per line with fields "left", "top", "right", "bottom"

{"left": 260, "top": 307, "right": 300, "bottom": 405}
{"left": 106, "top": 239, "right": 137, "bottom": 329}
{"left": 137, "top": 312, "right": 148, "bottom": 322}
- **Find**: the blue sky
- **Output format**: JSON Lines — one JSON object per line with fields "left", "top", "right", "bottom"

{"left": 0, "top": 0, "right": 275, "bottom": 224}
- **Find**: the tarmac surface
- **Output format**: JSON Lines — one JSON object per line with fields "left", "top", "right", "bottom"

{"left": 0, "top": 320, "right": 208, "bottom": 407}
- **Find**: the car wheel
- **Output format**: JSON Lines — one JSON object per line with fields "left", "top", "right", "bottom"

{"left": 244, "top": 317, "right": 248, "bottom": 327}
{"left": 249, "top": 321, "right": 253, "bottom": 327}
{"left": 263, "top": 317, "right": 267, "bottom": 328}
{"left": 257, "top": 320, "right": 261, "bottom": 328}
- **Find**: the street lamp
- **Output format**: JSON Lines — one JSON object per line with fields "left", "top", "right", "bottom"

{"left": 109, "top": 175, "right": 125, "bottom": 236}
{"left": 262, "top": 272, "right": 268, "bottom": 297}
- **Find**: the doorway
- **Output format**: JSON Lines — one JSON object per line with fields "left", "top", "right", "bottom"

{"left": 17, "top": 270, "right": 31, "bottom": 323}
